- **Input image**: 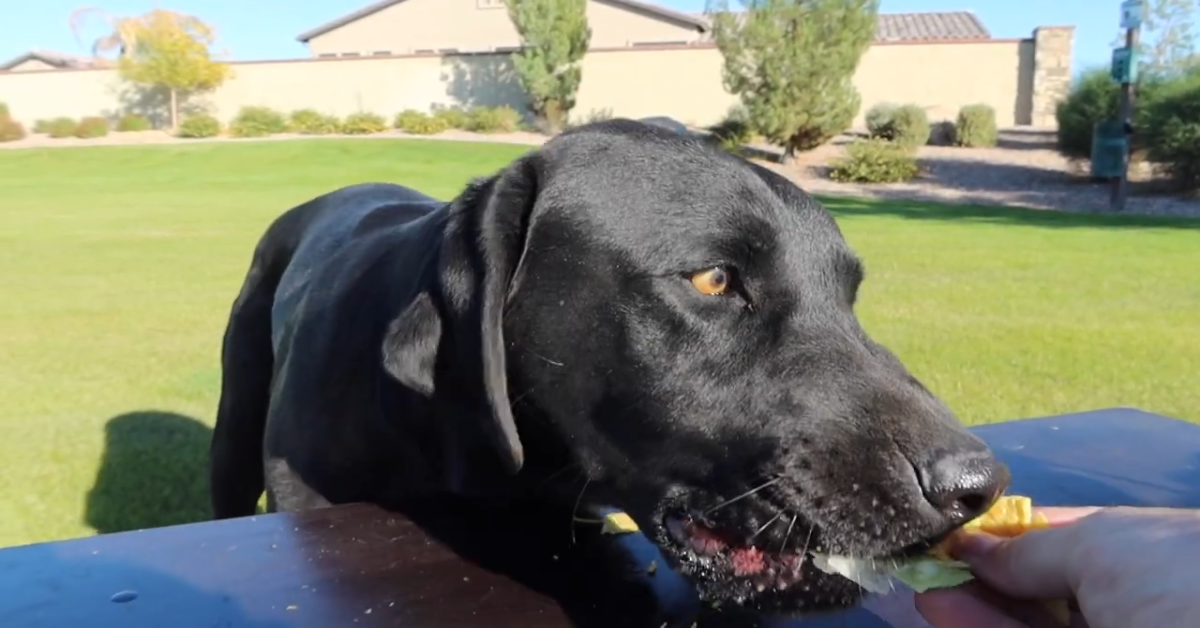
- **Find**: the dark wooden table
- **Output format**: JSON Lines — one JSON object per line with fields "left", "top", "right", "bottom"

{"left": 2, "top": 407, "right": 1199, "bottom": 628}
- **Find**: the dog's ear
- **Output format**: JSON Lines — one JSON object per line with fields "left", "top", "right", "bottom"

{"left": 384, "top": 154, "right": 541, "bottom": 478}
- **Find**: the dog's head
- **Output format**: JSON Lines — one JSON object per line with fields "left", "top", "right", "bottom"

{"left": 385, "top": 119, "right": 1010, "bottom": 613}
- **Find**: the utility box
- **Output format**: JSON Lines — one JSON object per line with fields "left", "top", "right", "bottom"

{"left": 1090, "top": 119, "right": 1128, "bottom": 179}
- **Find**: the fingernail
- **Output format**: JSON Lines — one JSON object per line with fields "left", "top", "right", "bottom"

{"left": 954, "top": 532, "right": 1002, "bottom": 559}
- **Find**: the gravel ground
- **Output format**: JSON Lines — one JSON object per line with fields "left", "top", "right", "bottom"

{"left": 4, "top": 127, "right": 1197, "bottom": 218}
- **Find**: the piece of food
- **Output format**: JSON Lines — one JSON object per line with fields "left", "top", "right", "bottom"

{"left": 812, "top": 495, "right": 1070, "bottom": 625}
{"left": 600, "top": 511, "right": 640, "bottom": 535}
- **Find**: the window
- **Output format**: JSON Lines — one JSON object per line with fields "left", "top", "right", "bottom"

{"left": 476, "top": 0, "right": 504, "bottom": 8}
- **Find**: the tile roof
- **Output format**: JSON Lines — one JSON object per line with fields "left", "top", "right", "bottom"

{"left": 698, "top": 10, "right": 991, "bottom": 43}
{"left": 296, "top": 0, "right": 709, "bottom": 43}
{"left": 875, "top": 11, "right": 990, "bottom": 42}
{"left": 0, "top": 49, "right": 109, "bottom": 71}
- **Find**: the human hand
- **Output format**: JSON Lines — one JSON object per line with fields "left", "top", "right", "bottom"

{"left": 914, "top": 506, "right": 1200, "bottom": 628}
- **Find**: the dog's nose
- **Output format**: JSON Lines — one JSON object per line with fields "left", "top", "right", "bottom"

{"left": 918, "top": 451, "right": 1011, "bottom": 521}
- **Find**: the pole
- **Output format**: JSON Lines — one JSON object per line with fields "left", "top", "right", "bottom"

{"left": 1110, "top": 22, "right": 1140, "bottom": 211}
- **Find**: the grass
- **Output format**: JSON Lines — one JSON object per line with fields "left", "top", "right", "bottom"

{"left": 1, "top": 139, "right": 1198, "bottom": 549}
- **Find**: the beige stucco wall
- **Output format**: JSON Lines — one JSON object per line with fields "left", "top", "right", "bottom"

{"left": 0, "top": 38, "right": 1061, "bottom": 132}
{"left": 305, "top": 0, "right": 703, "bottom": 57}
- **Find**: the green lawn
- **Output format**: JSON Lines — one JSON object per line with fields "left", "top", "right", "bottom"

{"left": 1, "top": 139, "right": 1198, "bottom": 549}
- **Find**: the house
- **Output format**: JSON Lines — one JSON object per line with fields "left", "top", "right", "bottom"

{"left": 296, "top": 0, "right": 994, "bottom": 59}
{"left": 0, "top": 50, "right": 109, "bottom": 72}
{"left": 296, "top": 0, "right": 710, "bottom": 58}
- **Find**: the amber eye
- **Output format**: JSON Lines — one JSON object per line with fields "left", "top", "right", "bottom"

{"left": 690, "top": 266, "right": 732, "bottom": 296}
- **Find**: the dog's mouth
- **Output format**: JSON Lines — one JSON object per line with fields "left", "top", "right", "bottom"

{"left": 654, "top": 506, "right": 955, "bottom": 609}
{"left": 661, "top": 511, "right": 808, "bottom": 592}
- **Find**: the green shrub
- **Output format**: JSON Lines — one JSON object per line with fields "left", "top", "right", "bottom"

{"left": 829, "top": 138, "right": 920, "bottom": 183}
{"left": 74, "top": 116, "right": 109, "bottom": 139}
{"left": 228, "top": 106, "right": 287, "bottom": 138}
{"left": 955, "top": 104, "right": 999, "bottom": 148}
{"left": 177, "top": 114, "right": 221, "bottom": 138}
{"left": 929, "top": 120, "right": 956, "bottom": 146}
{"left": 46, "top": 117, "right": 79, "bottom": 139}
{"left": 1055, "top": 68, "right": 1123, "bottom": 160}
{"left": 1142, "top": 73, "right": 1200, "bottom": 191}
{"left": 115, "top": 113, "right": 152, "bottom": 132}
{"left": 394, "top": 110, "right": 449, "bottom": 135}
{"left": 465, "top": 106, "right": 521, "bottom": 133}
{"left": 0, "top": 102, "right": 8, "bottom": 117}
{"left": 32, "top": 119, "right": 53, "bottom": 134}
{"left": 707, "top": 104, "right": 755, "bottom": 152}
{"left": 431, "top": 105, "right": 470, "bottom": 129}
{"left": 886, "top": 104, "right": 931, "bottom": 148}
{"left": 287, "top": 109, "right": 342, "bottom": 135}
{"left": 341, "top": 112, "right": 388, "bottom": 135}
{"left": 0, "top": 115, "right": 25, "bottom": 142}
{"left": 865, "top": 102, "right": 898, "bottom": 138}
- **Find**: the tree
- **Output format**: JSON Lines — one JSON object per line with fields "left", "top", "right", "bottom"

{"left": 70, "top": 7, "right": 232, "bottom": 130}
{"left": 504, "top": 0, "right": 591, "bottom": 132}
{"left": 707, "top": 0, "right": 880, "bottom": 162}
{"left": 1113, "top": 0, "right": 1197, "bottom": 77}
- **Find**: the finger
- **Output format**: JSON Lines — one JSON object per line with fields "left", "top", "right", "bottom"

{"left": 915, "top": 585, "right": 1031, "bottom": 628}
{"left": 956, "top": 529, "right": 1083, "bottom": 600}
{"left": 1035, "top": 507, "right": 1105, "bottom": 526}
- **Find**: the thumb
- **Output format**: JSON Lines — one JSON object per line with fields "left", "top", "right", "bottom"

{"left": 954, "top": 527, "right": 1084, "bottom": 601}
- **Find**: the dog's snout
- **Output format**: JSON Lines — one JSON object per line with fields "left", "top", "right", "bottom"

{"left": 917, "top": 451, "right": 1011, "bottom": 521}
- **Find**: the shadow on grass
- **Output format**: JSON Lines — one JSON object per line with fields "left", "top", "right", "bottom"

{"left": 85, "top": 410, "right": 215, "bottom": 534}
{"left": 820, "top": 194, "right": 1200, "bottom": 231}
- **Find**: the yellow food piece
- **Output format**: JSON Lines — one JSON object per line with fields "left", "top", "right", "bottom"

{"left": 962, "top": 495, "right": 1052, "bottom": 537}
{"left": 600, "top": 511, "right": 640, "bottom": 535}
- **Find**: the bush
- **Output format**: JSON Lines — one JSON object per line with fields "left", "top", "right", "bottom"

{"left": 32, "top": 119, "right": 53, "bottom": 134}
{"left": 465, "top": 106, "right": 521, "bottom": 133}
{"left": 46, "top": 117, "right": 79, "bottom": 139}
{"left": 74, "top": 116, "right": 109, "bottom": 139}
{"left": 115, "top": 113, "right": 152, "bottom": 132}
{"left": 228, "top": 106, "right": 287, "bottom": 138}
{"left": 177, "top": 113, "right": 221, "bottom": 138}
{"left": 394, "top": 110, "right": 449, "bottom": 135}
{"left": 0, "top": 116, "right": 25, "bottom": 143}
{"left": 929, "top": 120, "right": 956, "bottom": 146}
{"left": 707, "top": 104, "right": 755, "bottom": 153}
{"left": 0, "top": 102, "right": 8, "bottom": 117}
{"left": 955, "top": 104, "right": 998, "bottom": 148}
{"left": 341, "top": 112, "right": 388, "bottom": 135}
{"left": 1141, "top": 73, "right": 1200, "bottom": 191}
{"left": 431, "top": 105, "right": 470, "bottom": 129}
{"left": 287, "top": 109, "right": 342, "bottom": 135}
{"left": 829, "top": 138, "right": 920, "bottom": 183}
{"left": 887, "top": 104, "right": 931, "bottom": 148}
{"left": 865, "top": 102, "right": 898, "bottom": 138}
{"left": 1055, "top": 68, "right": 1122, "bottom": 160}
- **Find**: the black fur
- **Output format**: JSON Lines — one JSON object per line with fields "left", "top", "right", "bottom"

{"left": 209, "top": 119, "right": 1010, "bottom": 618}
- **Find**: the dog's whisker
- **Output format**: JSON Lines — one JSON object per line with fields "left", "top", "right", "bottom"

{"left": 800, "top": 524, "right": 815, "bottom": 557}
{"left": 535, "top": 463, "right": 581, "bottom": 489}
{"left": 780, "top": 513, "right": 798, "bottom": 553}
{"left": 749, "top": 512, "right": 783, "bottom": 540}
{"left": 569, "top": 477, "right": 592, "bottom": 545}
{"left": 704, "top": 477, "right": 782, "bottom": 515}
{"left": 529, "top": 351, "right": 564, "bottom": 367}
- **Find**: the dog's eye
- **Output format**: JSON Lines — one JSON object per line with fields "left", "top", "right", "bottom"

{"left": 689, "top": 266, "right": 733, "bottom": 296}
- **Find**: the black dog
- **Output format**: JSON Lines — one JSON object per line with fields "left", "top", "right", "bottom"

{"left": 209, "top": 118, "right": 1010, "bottom": 616}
